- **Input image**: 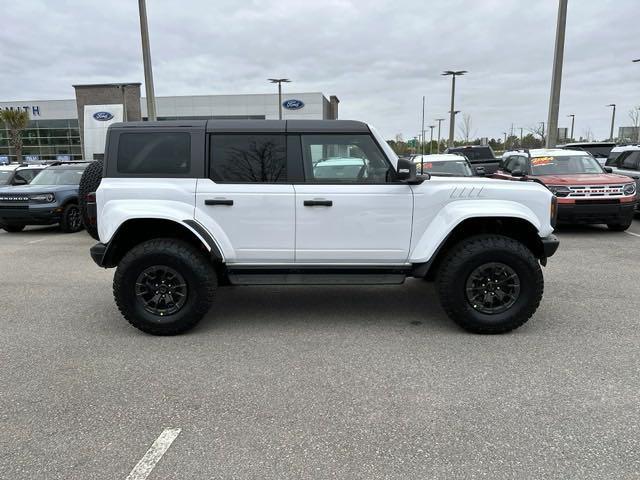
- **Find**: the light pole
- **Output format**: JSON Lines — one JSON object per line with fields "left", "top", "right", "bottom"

{"left": 435, "top": 118, "right": 445, "bottom": 153}
{"left": 503, "top": 132, "right": 508, "bottom": 150}
{"left": 567, "top": 114, "right": 575, "bottom": 140}
{"left": 428, "top": 125, "right": 435, "bottom": 154}
{"left": 421, "top": 96, "right": 426, "bottom": 157}
{"left": 268, "top": 78, "right": 291, "bottom": 120}
{"left": 442, "top": 70, "right": 467, "bottom": 147}
{"left": 519, "top": 127, "right": 524, "bottom": 145}
{"left": 449, "top": 110, "right": 461, "bottom": 146}
{"left": 540, "top": 121, "right": 545, "bottom": 142}
{"left": 138, "top": 0, "right": 157, "bottom": 121}
{"left": 545, "top": 0, "right": 568, "bottom": 147}
{"left": 607, "top": 104, "right": 616, "bottom": 141}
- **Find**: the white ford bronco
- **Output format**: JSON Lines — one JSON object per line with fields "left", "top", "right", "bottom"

{"left": 88, "top": 120, "right": 559, "bottom": 335}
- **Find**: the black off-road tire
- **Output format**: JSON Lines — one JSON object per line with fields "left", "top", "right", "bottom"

{"left": 1, "top": 224, "right": 25, "bottom": 233}
{"left": 78, "top": 160, "right": 103, "bottom": 240}
{"left": 59, "top": 204, "right": 84, "bottom": 233}
{"left": 607, "top": 220, "right": 632, "bottom": 232}
{"left": 436, "top": 235, "right": 543, "bottom": 334}
{"left": 113, "top": 239, "right": 217, "bottom": 335}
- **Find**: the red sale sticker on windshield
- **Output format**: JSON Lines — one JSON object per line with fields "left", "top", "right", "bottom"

{"left": 532, "top": 156, "right": 553, "bottom": 165}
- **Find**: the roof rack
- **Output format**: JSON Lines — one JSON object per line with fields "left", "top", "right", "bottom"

{"left": 44, "top": 160, "right": 89, "bottom": 167}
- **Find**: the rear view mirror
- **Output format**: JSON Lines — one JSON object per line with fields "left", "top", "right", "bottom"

{"left": 474, "top": 166, "right": 485, "bottom": 176}
{"left": 396, "top": 158, "right": 427, "bottom": 185}
{"left": 12, "top": 176, "right": 27, "bottom": 185}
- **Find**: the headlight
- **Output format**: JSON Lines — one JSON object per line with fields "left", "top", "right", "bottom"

{"left": 623, "top": 183, "right": 636, "bottom": 196}
{"left": 548, "top": 185, "right": 571, "bottom": 197}
{"left": 30, "top": 193, "right": 55, "bottom": 203}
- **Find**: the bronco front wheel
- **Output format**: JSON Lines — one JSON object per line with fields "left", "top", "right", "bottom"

{"left": 436, "top": 235, "right": 544, "bottom": 334}
{"left": 113, "top": 239, "right": 217, "bottom": 335}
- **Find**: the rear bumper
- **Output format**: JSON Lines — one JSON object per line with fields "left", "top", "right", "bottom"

{"left": 557, "top": 201, "right": 637, "bottom": 224}
{"left": 90, "top": 242, "right": 109, "bottom": 268}
{"left": 541, "top": 234, "right": 559, "bottom": 258}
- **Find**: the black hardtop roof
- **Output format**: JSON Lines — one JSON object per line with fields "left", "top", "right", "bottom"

{"left": 109, "top": 119, "right": 370, "bottom": 134}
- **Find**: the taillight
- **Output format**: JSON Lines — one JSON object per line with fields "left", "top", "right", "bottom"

{"left": 86, "top": 192, "right": 96, "bottom": 203}
{"left": 550, "top": 195, "right": 558, "bottom": 228}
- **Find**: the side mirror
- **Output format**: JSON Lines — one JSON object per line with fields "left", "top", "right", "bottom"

{"left": 396, "top": 158, "right": 427, "bottom": 184}
{"left": 603, "top": 166, "right": 613, "bottom": 173}
{"left": 511, "top": 169, "right": 525, "bottom": 177}
{"left": 12, "top": 176, "right": 27, "bottom": 185}
{"left": 474, "top": 166, "right": 486, "bottom": 176}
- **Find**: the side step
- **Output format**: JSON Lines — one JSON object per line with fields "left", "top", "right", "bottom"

{"left": 226, "top": 266, "right": 410, "bottom": 285}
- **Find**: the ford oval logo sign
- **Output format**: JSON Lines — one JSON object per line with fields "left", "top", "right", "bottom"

{"left": 93, "top": 111, "right": 114, "bottom": 121}
{"left": 282, "top": 99, "right": 305, "bottom": 110}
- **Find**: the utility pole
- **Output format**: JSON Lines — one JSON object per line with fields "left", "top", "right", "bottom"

{"left": 138, "top": 0, "right": 157, "bottom": 121}
{"left": 442, "top": 70, "right": 467, "bottom": 147}
{"left": 428, "top": 125, "right": 435, "bottom": 154}
{"left": 421, "top": 96, "right": 426, "bottom": 157}
{"left": 545, "top": 0, "right": 568, "bottom": 147}
{"left": 503, "top": 132, "right": 508, "bottom": 150}
{"left": 435, "top": 118, "right": 445, "bottom": 153}
{"left": 268, "top": 78, "right": 291, "bottom": 120}
{"left": 607, "top": 104, "right": 616, "bottom": 141}
{"left": 568, "top": 114, "right": 575, "bottom": 140}
{"left": 519, "top": 127, "right": 524, "bottom": 145}
{"left": 540, "top": 121, "right": 545, "bottom": 142}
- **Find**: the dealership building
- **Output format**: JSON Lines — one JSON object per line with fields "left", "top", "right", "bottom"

{"left": 0, "top": 87, "right": 339, "bottom": 162}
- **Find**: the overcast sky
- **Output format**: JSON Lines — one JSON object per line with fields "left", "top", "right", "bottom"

{"left": 1, "top": 0, "right": 638, "bottom": 140}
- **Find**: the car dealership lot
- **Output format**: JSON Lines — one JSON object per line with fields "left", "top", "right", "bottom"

{"left": 1, "top": 224, "right": 639, "bottom": 479}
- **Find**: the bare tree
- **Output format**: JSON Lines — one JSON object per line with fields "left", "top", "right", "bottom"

{"left": 581, "top": 127, "right": 594, "bottom": 142}
{"left": 395, "top": 133, "right": 404, "bottom": 143}
{"left": 527, "top": 124, "right": 546, "bottom": 144}
{"left": 457, "top": 113, "right": 475, "bottom": 143}
{"left": 629, "top": 106, "right": 640, "bottom": 142}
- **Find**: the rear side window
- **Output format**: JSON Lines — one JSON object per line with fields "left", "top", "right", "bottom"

{"left": 621, "top": 151, "right": 640, "bottom": 170}
{"left": 117, "top": 133, "right": 191, "bottom": 174}
{"left": 209, "top": 134, "right": 287, "bottom": 183}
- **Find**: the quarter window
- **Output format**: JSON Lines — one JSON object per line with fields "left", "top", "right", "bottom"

{"left": 301, "top": 134, "right": 390, "bottom": 183}
{"left": 209, "top": 134, "right": 287, "bottom": 183}
{"left": 117, "top": 133, "right": 191, "bottom": 174}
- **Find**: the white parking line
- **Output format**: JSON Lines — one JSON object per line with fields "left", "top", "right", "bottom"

{"left": 27, "top": 238, "right": 47, "bottom": 244}
{"left": 125, "top": 428, "right": 181, "bottom": 480}
{"left": 625, "top": 231, "right": 640, "bottom": 238}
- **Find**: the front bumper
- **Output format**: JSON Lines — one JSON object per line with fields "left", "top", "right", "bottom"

{"left": 0, "top": 204, "right": 62, "bottom": 225}
{"left": 90, "top": 242, "right": 109, "bottom": 268}
{"left": 557, "top": 201, "right": 637, "bottom": 225}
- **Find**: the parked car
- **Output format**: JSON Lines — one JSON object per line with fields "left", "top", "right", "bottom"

{"left": 558, "top": 142, "right": 616, "bottom": 165}
{"left": 604, "top": 146, "right": 640, "bottom": 212}
{"left": 412, "top": 154, "right": 475, "bottom": 176}
{"left": 607, "top": 144, "right": 640, "bottom": 165}
{"left": 444, "top": 145, "right": 501, "bottom": 175}
{"left": 0, "top": 164, "right": 46, "bottom": 186}
{"left": 0, "top": 161, "right": 89, "bottom": 233}
{"left": 88, "top": 119, "right": 559, "bottom": 336}
{"left": 495, "top": 149, "right": 637, "bottom": 230}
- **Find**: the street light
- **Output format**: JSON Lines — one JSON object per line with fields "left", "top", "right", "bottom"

{"left": 434, "top": 118, "right": 445, "bottom": 153}
{"left": 545, "top": 0, "right": 568, "bottom": 147}
{"left": 567, "top": 114, "right": 575, "bottom": 140}
{"left": 503, "top": 132, "right": 508, "bottom": 150}
{"left": 607, "top": 104, "right": 616, "bottom": 141}
{"left": 442, "top": 70, "right": 467, "bottom": 147}
{"left": 428, "top": 125, "right": 435, "bottom": 154}
{"left": 138, "top": 0, "right": 157, "bottom": 121}
{"left": 268, "top": 78, "right": 291, "bottom": 120}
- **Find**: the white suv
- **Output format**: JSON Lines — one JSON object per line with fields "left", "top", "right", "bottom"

{"left": 88, "top": 120, "right": 559, "bottom": 335}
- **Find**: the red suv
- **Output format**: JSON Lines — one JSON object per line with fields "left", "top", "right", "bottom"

{"left": 494, "top": 149, "right": 637, "bottom": 231}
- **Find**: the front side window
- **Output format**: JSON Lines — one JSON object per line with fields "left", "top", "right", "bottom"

{"left": 302, "top": 134, "right": 390, "bottom": 183}
{"left": 209, "top": 134, "right": 286, "bottom": 183}
{"left": 621, "top": 151, "right": 640, "bottom": 170}
{"left": 530, "top": 155, "right": 603, "bottom": 175}
{"left": 117, "top": 132, "right": 191, "bottom": 174}
{"left": 0, "top": 170, "right": 12, "bottom": 185}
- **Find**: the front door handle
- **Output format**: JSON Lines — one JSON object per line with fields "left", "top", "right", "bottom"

{"left": 304, "top": 199, "right": 333, "bottom": 207}
{"left": 205, "top": 199, "right": 233, "bottom": 206}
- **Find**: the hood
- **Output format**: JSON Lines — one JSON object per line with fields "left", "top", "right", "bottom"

{"left": 531, "top": 173, "right": 634, "bottom": 185}
{"left": 0, "top": 184, "right": 78, "bottom": 193}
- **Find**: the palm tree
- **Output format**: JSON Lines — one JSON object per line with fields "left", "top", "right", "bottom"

{"left": 0, "top": 109, "right": 30, "bottom": 163}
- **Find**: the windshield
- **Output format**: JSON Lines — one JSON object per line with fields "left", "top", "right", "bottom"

{"left": 0, "top": 170, "right": 13, "bottom": 185}
{"left": 530, "top": 155, "right": 604, "bottom": 175}
{"left": 30, "top": 168, "right": 85, "bottom": 185}
{"left": 418, "top": 160, "right": 472, "bottom": 176}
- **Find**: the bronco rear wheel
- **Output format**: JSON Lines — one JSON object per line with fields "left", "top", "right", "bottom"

{"left": 113, "top": 238, "right": 217, "bottom": 335}
{"left": 436, "top": 235, "right": 543, "bottom": 334}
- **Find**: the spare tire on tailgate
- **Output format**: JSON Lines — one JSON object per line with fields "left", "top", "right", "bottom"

{"left": 78, "top": 160, "right": 103, "bottom": 240}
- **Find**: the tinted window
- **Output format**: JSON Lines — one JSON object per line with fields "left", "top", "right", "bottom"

{"left": 621, "top": 151, "right": 640, "bottom": 170}
{"left": 302, "top": 134, "right": 390, "bottom": 183}
{"left": 117, "top": 133, "right": 190, "bottom": 174}
{"left": 14, "top": 169, "right": 40, "bottom": 183}
{"left": 448, "top": 147, "right": 494, "bottom": 162}
{"left": 209, "top": 134, "right": 286, "bottom": 183}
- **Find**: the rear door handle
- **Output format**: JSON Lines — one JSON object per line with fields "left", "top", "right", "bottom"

{"left": 205, "top": 199, "right": 233, "bottom": 206}
{"left": 304, "top": 199, "right": 333, "bottom": 207}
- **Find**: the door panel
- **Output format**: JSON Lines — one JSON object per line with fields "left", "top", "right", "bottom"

{"left": 194, "top": 180, "right": 295, "bottom": 264}
{"left": 294, "top": 184, "right": 413, "bottom": 264}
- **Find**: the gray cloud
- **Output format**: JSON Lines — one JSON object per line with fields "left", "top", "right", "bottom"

{"left": 1, "top": 0, "right": 637, "bottom": 140}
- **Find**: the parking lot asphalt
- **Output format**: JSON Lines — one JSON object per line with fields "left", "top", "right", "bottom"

{"left": 1, "top": 221, "right": 639, "bottom": 480}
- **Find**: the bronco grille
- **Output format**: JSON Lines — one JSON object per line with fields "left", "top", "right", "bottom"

{"left": 567, "top": 185, "right": 624, "bottom": 197}
{"left": 0, "top": 194, "right": 29, "bottom": 202}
